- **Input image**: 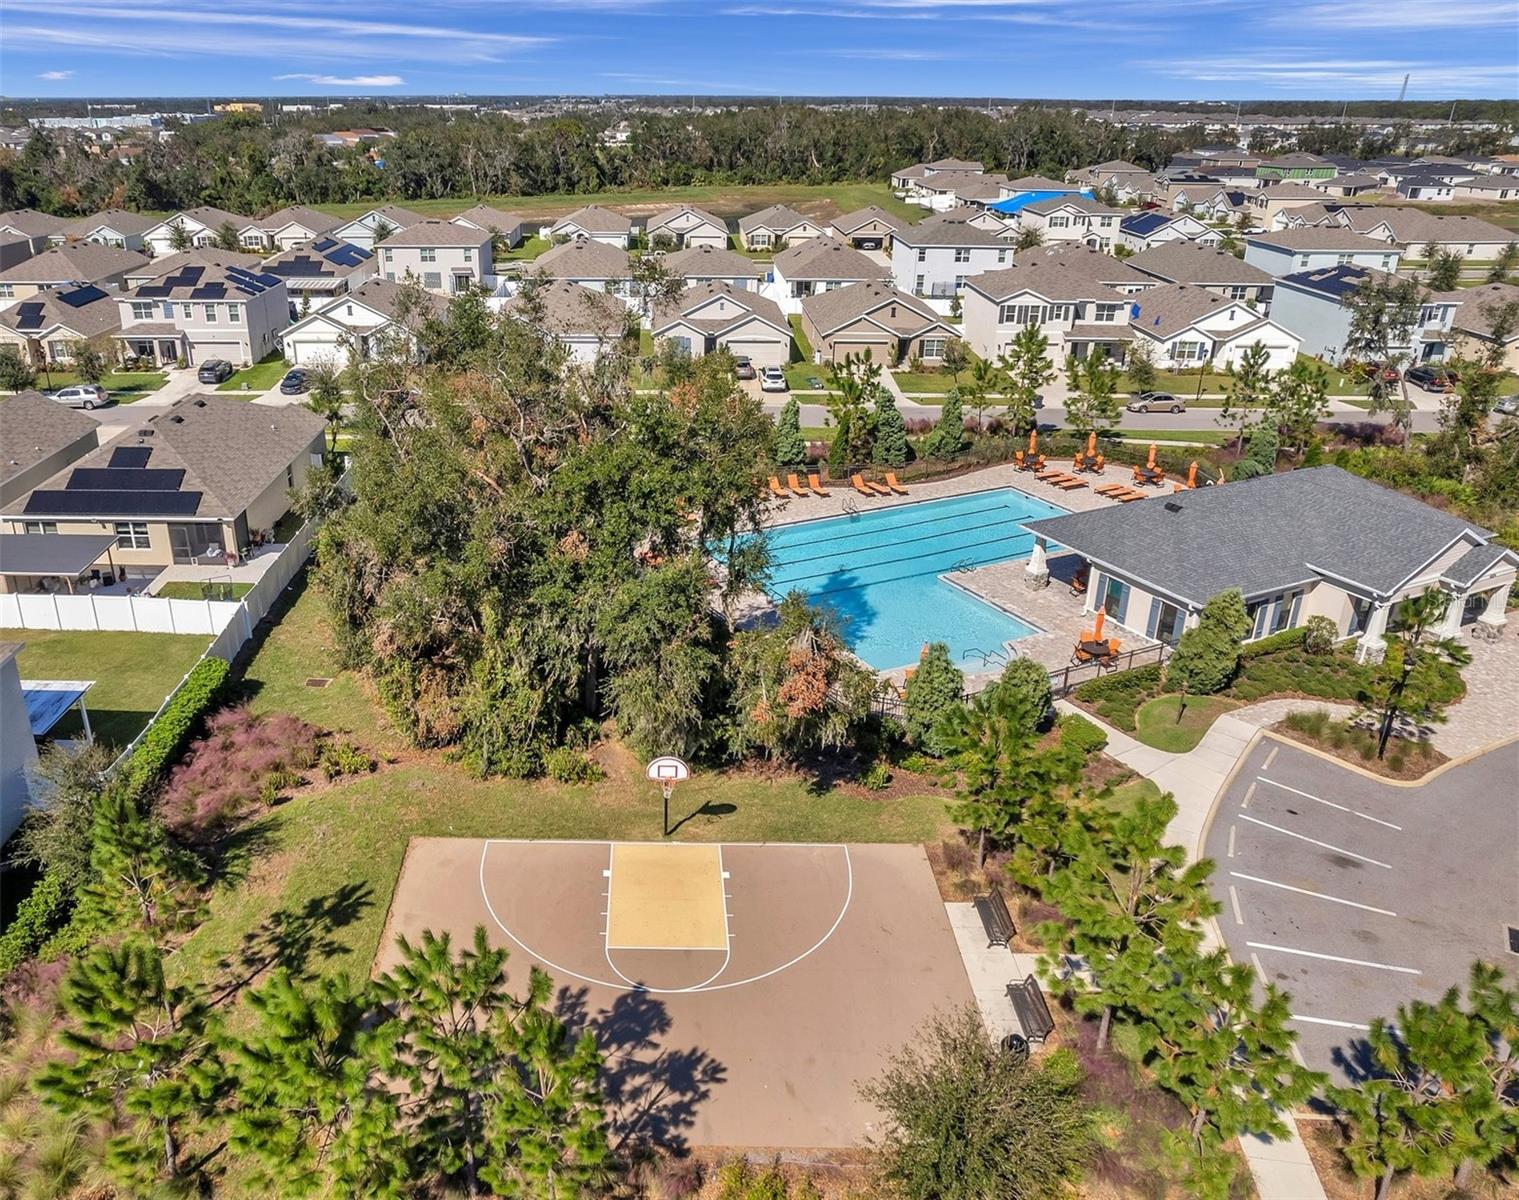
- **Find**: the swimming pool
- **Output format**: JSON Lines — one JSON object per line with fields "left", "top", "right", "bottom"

{"left": 760, "top": 487, "right": 1066, "bottom": 671}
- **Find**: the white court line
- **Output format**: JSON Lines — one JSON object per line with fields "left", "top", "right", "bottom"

{"left": 1257, "top": 777, "right": 1402, "bottom": 831}
{"left": 1291, "top": 1014, "right": 1372, "bottom": 1030}
{"left": 1247, "top": 941, "right": 1421, "bottom": 975}
{"left": 1228, "top": 825, "right": 1237, "bottom": 859}
{"left": 1237, "top": 814, "right": 1393, "bottom": 869}
{"left": 1228, "top": 871, "right": 1397, "bottom": 916}
{"left": 1228, "top": 885, "right": 1244, "bottom": 926}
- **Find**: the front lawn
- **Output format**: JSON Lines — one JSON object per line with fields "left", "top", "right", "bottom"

{"left": 217, "top": 354, "right": 288, "bottom": 392}
{"left": 33, "top": 368, "right": 168, "bottom": 402}
{"left": 1132, "top": 694, "right": 1239, "bottom": 753}
{"left": 784, "top": 361, "right": 833, "bottom": 392}
{"left": 891, "top": 369, "right": 965, "bottom": 394}
{"left": 1, "top": 627, "right": 211, "bottom": 749}
{"left": 788, "top": 314, "right": 813, "bottom": 361}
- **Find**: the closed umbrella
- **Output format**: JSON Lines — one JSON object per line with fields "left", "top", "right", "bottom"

{"left": 1146, "top": 443, "right": 1157, "bottom": 470}
{"left": 1028, "top": 429, "right": 1038, "bottom": 455}
{"left": 1093, "top": 609, "right": 1106, "bottom": 640}
{"left": 1186, "top": 461, "right": 1198, "bottom": 488}
{"left": 1086, "top": 431, "right": 1097, "bottom": 459}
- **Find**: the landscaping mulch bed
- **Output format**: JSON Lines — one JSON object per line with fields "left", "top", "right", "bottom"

{"left": 1269, "top": 718, "right": 1448, "bottom": 781}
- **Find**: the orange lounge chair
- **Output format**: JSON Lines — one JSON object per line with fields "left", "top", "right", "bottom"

{"left": 768, "top": 476, "right": 789, "bottom": 499}
{"left": 786, "top": 473, "right": 810, "bottom": 498}
{"left": 883, "top": 472, "right": 909, "bottom": 496}
{"left": 1054, "top": 478, "right": 1088, "bottom": 491}
{"left": 865, "top": 476, "right": 893, "bottom": 496}
{"left": 807, "top": 472, "right": 831, "bottom": 497}
{"left": 1092, "top": 453, "right": 1105, "bottom": 473}
{"left": 1093, "top": 482, "right": 1127, "bottom": 496}
{"left": 1035, "top": 466, "right": 1066, "bottom": 480}
{"left": 850, "top": 473, "right": 876, "bottom": 497}
{"left": 1117, "top": 491, "right": 1147, "bottom": 503}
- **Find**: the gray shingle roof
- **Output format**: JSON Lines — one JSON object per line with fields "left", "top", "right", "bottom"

{"left": 252, "top": 206, "right": 342, "bottom": 235}
{"left": 1442, "top": 543, "right": 1515, "bottom": 586}
{"left": 651, "top": 281, "right": 788, "bottom": 336}
{"left": 551, "top": 205, "right": 632, "bottom": 235}
{"left": 965, "top": 247, "right": 1151, "bottom": 303}
{"left": 772, "top": 236, "right": 888, "bottom": 282}
{"left": 346, "top": 205, "right": 424, "bottom": 232}
{"left": 0, "top": 391, "right": 99, "bottom": 491}
{"left": 0, "top": 284, "right": 122, "bottom": 341}
{"left": 0, "top": 242, "right": 147, "bottom": 284}
{"left": 893, "top": 214, "right": 1008, "bottom": 248}
{"left": 126, "top": 247, "right": 261, "bottom": 285}
{"left": 59, "top": 208, "right": 157, "bottom": 238}
{"left": 506, "top": 280, "right": 626, "bottom": 338}
{"left": 645, "top": 204, "right": 726, "bottom": 234}
{"left": 1022, "top": 466, "right": 1496, "bottom": 605}
{"left": 157, "top": 206, "right": 252, "bottom": 233}
{"left": 383, "top": 219, "right": 491, "bottom": 248}
{"left": 1128, "top": 282, "right": 1257, "bottom": 339}
{"left": 661, "top": 244, "right": 763, "bottom": 281}
{"left": 1022, "top": 196, "right": 1126, "bottom": 218}
{"left": 830, "top": 206, "right": 906, "bottom": 236}
{"left": 800, "top": 281, "right": 952, "bottom": 338}
{"left": 1128, "top": 243, "right": 1273, "bottom": 287}
{"left": 533, "top": 236, "right": 631, "bottom": 281}
{"left": 737, "top": 204, "right": 812, "bottom": 235}
{"left": 1247, "top": 228, "right": 1393, "bottom": 253}
{"left": 1444, "top": 282, "right": 1519, "bottom": 341}
{"left": 0, "top": 209, "right": 68, "bottom": 238}
{"left": 451, "top": 205, "right": 526, "bottom": 235}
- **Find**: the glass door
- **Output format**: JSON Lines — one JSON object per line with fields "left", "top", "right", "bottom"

{"left": 168, "top": 524, "right": 208, "bottom": 564}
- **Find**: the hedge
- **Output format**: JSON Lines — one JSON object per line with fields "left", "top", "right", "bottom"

{"left": 0, "top": 655, "right": 230, "bottom": 985}
{"left": 1057, "top": 712, "right": 1108, "bottom": 756}
{"left": 1240, "top": 625, "right": 1308, "bottom": 660}
{"left": 1072, "top": 662, "right": 1163, "bottom": 703}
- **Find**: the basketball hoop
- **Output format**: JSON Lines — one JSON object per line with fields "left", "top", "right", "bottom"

{"left": 646, "top": 755, "right": 691, "bottom": 836}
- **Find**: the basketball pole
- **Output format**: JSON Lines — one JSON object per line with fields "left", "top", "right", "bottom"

{"left": 662, "top": 781, "right": 672, "bottom": 837}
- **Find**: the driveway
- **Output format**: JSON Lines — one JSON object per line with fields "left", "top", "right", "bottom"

{"left": 1203, "top": 737, "right": 1519, "bottom": 1082}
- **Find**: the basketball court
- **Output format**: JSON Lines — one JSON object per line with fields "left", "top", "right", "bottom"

{"left": 378, "top": 838, "right": 975, "bottom": 1148}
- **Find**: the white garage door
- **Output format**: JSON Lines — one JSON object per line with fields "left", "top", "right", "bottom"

{"left": 723, "top": 337, "right": 788, "bottom": 369}
{"left": 191, "top": 342, "right": 243, "bottom": 365}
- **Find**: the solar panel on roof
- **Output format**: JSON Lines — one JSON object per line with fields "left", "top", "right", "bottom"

{"left": 311, "top": 237, "right": 337, "bottom": 252}
{"left": 136, "top": 284, "right": 170, "bottom": 297}
{"left": 68, "top": 467, "right": 185, "bottom": 492}
{"left": 13, "top": 302, "right": 45, "bottom": 331}
{"left": 189, "top": 283, "right": 228, "bottom": 298}
{"left": 108, "top": 446, "right": 152, "bottom": 468}
{"left": 59, "top": 285, "right": 108, "bottom": 307}
{"left": 25, "top": 489, "right": 202, "bottom": 517}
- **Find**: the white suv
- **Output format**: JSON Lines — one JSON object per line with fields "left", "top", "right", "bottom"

{"left": 759, "top": 366, "right": 788, "bottom": 392}
{"left": 51, "top": 384, "right": 109, "bottom": 410}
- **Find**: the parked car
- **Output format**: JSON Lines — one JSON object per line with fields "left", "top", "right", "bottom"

{"left": 759, "top": 366, "right": 788, "bottom": 392}
{"left": 1494, "top": 395, "right": 1519, "bottom": 417}
{"left": 196, "top": 359, "right": 233, "bottom": 384}
{"left": 1404, "top": 364, "right": 1458, "bottom": 392}
{"left": 278, "top": 369, "right": 309, "bottom": 395}
{"left": 733, "top": 355, "right": 756, "bottom": 380}
{"left": 49, "top": 384, "right": 108, "bottom": 410}
{"left": 1125, "top": 391, "right": 1184, "bottom": 414}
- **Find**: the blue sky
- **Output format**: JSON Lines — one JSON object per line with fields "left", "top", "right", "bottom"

{"left": 1, "top": 0, "right": 1516, "bottom": 100}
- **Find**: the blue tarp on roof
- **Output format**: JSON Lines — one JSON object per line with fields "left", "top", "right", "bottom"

{"left": 988, "top": 187, "right": 1092, "bottom": 216}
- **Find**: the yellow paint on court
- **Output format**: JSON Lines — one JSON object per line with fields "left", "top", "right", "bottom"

{"left": 606, "top": 843, "right": 727, "bottom": 950}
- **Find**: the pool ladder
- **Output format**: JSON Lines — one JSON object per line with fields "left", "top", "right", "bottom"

{"left": 962, "top": 646, "right": 1010, "bottom": 669}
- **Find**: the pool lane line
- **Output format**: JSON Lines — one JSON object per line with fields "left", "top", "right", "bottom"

{"left": 1256, "top": 777, "right": 1403, "bottom": 831}
{"left": 1227, "top": 871, "right": 1397, "bottom": 916}
{"left": 769, "top": 531, "right": 1042, "bottom": 592}
{"left": 765, "top": 499, "right": 1014, "bottom": 551}
{"left": 768, "top": 513, "right": 1026, "bottom": 570}
{"left": 1236, "top": 814, "right": 1393, "bottom": 869}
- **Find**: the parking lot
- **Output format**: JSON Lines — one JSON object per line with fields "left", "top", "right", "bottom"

{"left": 1204, "top": 736, "right": 1519, "bottom": 1081}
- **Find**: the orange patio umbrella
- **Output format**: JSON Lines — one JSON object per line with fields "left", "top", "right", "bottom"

{"left": 1085, "top": 431, "right": 1097, "bottom": 459}
{"left": 1186, "top": 461, "right": 1198, "bottom": 488}
{"left": 1028, "top": 429, "right": 1038, "bottom": 455}
{"left": 1146, "top": 443, "right": 1157, "bottom": 470}
{"left": 1093, "top": 609, "right": 1106, "bottom": 640}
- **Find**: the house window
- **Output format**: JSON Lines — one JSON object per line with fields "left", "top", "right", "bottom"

{"left": 953, "top": 248, "right": 971, "bottom": 263}
{"left": 1381, "top": 256, "right": 1395, "bottom": 270}
{"left": 383, "top": 249, "right": 393, "bottom": 263}
{"left": 953, "top": 275, "right": 966, "bottom": 291}
{"left": 22, "top": 521, "right": 57, "bottom": 535}
{"left": 0, "top": 285, "right": 12, "bottom": 299}
{"left": 226, "top": 303, "right": 240, "bottom": 321}
{"left": 1335, "top": 254, "right": 1353, "bottom": 265}
{"left": 114, "top": 521, "right": 150, "bottom": 550}
{"left": 1095, "top": 302, "right": 1121, "bottom": 322}
{"left": 915, "top": 275, "right": 925, "bottom": 293}
{"left": 423, "top": 272, "right": 442, "bottom": 290}
{"left": 162, "top": 302, "right": 175, "bottom": 319}
{"left": 1172, "top": 340, "right": 1208, "bottom": 362}
{"left": 753, "top": 233, "right": 771, "bottom": 247}
{"left": 917, "top": 248, "right": 927, "bottom": 262}
{"left": 204, "top": 304, "right": 218, "bottom": 323}
{"left": 420, "top": 248, "right": 437, "bottom": 263}
{"left": 1226, "top": 285, "right": 1249, "bottom": 300}
{"left": 130, "top": 301, "right": 153, "bottom": 320}
{"left": 463, "top": 248, "right": 473, "bottom": 261}
{"left": 1050, "top": 215, "right": 1069, "bottom": 228}
{"left": 920, "top": 337, "right": 947, "bottom": 359}
{"left": 997, "top": 249, "right": 1008, "bottom": 263}
{"left": 48, "top": 340, "right": 70, "bottom": 361}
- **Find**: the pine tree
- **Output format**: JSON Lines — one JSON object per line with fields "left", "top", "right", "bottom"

{"left": 903, "top": 643, "right": 964, "bottom": 756}
{"left": 35, "top": 937, "right": 224, "bottom": 1189}
{"left": 1217, "top": 341, "right": 1272, "bottom": 453}
{"left": 873, "top": 390, "right": 909, "bottom": 466}
{"left": 1357, "top": 587, "right": 1470, "bottom": 759}
{"left": 922, "top": 388, "right": 966, "bottom": 459}
{"left": 1001, "top": 325, "right": 1053, "bottom": 436}
{"left": 774, "top": 396, "right": 806, "bottom": 468}
{"left": 1333, "top": 1079, "right": 1427, "bottom": 1200}
{"left": 1064, "top": 351, "right": 1121, "bottom": 435}
{"left": 228, "top": 970, "right": 411, "bottom": 1198}
{"left": 75, "top": 785, "right": 204, "bottom": 937}
{"left": 1019, "top": 792, "right": 1218, "bottom": 1048}
{"left": 1264, "top": 357, "right": 1331, "bottom": 455}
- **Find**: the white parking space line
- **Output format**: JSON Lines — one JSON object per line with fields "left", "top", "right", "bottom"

{"left": 1247, "top": 941, "right": 1422, "bottom": 975}
{"left": 1241, "top": 781, "right": 1257, "bottom": 810}
{"left": 1257, "top": 777, "right": 1403, "bottom": 831}
{"left": 1228, "top": 871, "right": 1397, "bottom": 916}
{"left": 1290, "top": 1014, "right": 1372, "bottom": 1030}
{"left": 1250, "top": 952, "right": 1267, "bottom": 980}
{"left": 1237, "top": 814, "right": 1393, "bottom": 869}
{"left": 1228, "top": 824, "right": 1237, "bottom": 859}
{"left": 1263, "top": 746, "right": 1279, "bottom": 770}
{"left": 1228, "top": 885, "right": 1244, "bottom": 925}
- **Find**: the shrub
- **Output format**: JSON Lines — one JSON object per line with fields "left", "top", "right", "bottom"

{"left": 904, "top": 643, "right": 964, "bottom": 755}
{"left": 1302, "top": 615, "right": 1338, "bottom": 655}
{"left": 544, "top": 745, "right": 605, "bottom": 784}
{"left": 1240, "top": 624, "right": 1308, "bottom": 660}
{"left": 774, "top": 396, "right": 806, "bottom": 467}
{"left": 319, "top": 739, "right": 377, "bottom": 780}
{"left": 1057, "top": 712, "right": 1108, "bottom": 756}
{"left": 158, "top": 705, "right": 319, "bottom": 842}
{"left": 858, "top": 761, "right": 892, "bottom": 791}
{"left": 994, "top": 657, "right": 1054, "bottom": 730}
{"left": 1165, "top": 589, "right": 1250, "bottom": 696}
{"left": 1073, "top": 662, "right": 1163, "bottom": 702}
{"left": 0, "top": 870, "right": 73, "bottom": 981}
{"left": 119, "top": 657, "right": 230, "bottom": 800}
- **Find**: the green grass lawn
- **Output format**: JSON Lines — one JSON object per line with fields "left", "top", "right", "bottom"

{"left": 498, "top": 234, "right": 550, "bottom": 261}
{"left": 1113, "top": 429, "right": 1230, "bottom": 445}
{"left": 1, "top": 627, "right": 211, "bottom": 749}
{"left": 784, "top": 362, "right": 833, "bottom": 392}
{"left": 891, "top": 369, "right": 964, "bottom": 394}
{"left": 34, "top": 368, "right": 168, "bottom": 402}
{"left": 1132, "top": 694, "right": 1239, "bottom": 753}
{"left": 788, "top": 314, "right": 813, "bottom": 362}
{"left": 153, "top": 581, "right": 254, "bottom": 601}
{"left": 217, "top": 354, "right": 288, "bottom": 393}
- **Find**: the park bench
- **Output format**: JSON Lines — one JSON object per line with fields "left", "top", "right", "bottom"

{"left": 974, "top": 885, "right": 1016, "bottom": 949}
{"left": 1006, "top": 974, "right": 1055, "bottom": 1044}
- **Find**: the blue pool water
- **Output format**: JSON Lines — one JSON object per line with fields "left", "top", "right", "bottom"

{"left": 760, "top": 487, "right": 1066, "bottom": 671}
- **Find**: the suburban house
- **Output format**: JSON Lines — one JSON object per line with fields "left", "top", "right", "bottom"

{"left": 1126, "top": 243, "right": 1275, "bottom": 310}
{"left": 936, "top": 204, "right": 1012, "bottom": 237}
{"left": 450, "top": 205, "right": 527, "bottom": 251}
{"left": 1333, "top": 210, "right": 1519, "bottom": 262}
{"left": 1256, "top": 153, "right": 1337, "bottom": 182}
{"left": 1013, "top": 196, "right": 1126, "bottom": 250}
{"left": 645, "top": 205, "right": 729, "bottom": 250}
{"left": 1267, "top": 264, "right": 1459, "bottom": 364}
{"left": 1020, "top": 466, "right": 1515, "bottom": 655}
{"left": 799, "top": 281, "right": 958, "bottom": 366}
{"left": 141, "top": 207, "right": 254, "bottom": 257}
{"left": 659, "top": 244, "right": 764, "bottom": 291}
{"left": 1309, "top": 173, "right": 1382, "bottom": 198}
{"left": 1441, "top": 282, "right": 1519, "bottom": 371}
{"left": 737, "top": 205, "right": 825, "bottom": 251}
{"left": 331, "top": 205, "right": 425, "bottom": 252}
{"left": 114, "top": 263, "right": 289, "bottom": 367}
{"left": 0, "top": 243, "right": 148, "bottom": 302}
{"left": 279, "top": 277, "right": 447, "bottom": 367}
{"left": 260, "top": 238, "right": 376, "bottom": 301}
{"left": 1450, "top": 177, "right": 1519, "bottom": 201}
{"left": 124, "top": 247, "right": 261, "bottom": 288}
{"left": 650, "top": 282, "right": 792, "bottom": 368}
{"left": 1116, "top": 211, "right": 1221, "bottom": 253}
{"left": 0, "top": 284, "right": 123, "bottom": 370}
{"left": 0, "top": 210, "right": 69, "bottom": 257}
{"left": 1069, "top": 159, "right": 1156, "bottom": 197}
{"left": 889, "top": 214, "right": 1009, "bottom": 299}
{"left": 829, "top": 206, "right": 906, "bottom": 250}
{"left": 531, "top": 237, "right": 632, "bottom": 293}
{"left": 1251, "top": 182, "right": 1337, "bottom": 228}
{"left": 51, "top": 209, "right": 156, "bottom": 252}
{"left": 915, "top": 171, "right": 1010, "bottom": 211}
{"left": 1243, "top": 229, "right": 1400, "bottom": 278}
{"left": 0, "top": 390, "right": 100, "bottom": 507}
{"left": 959, "top": 247, "right": 1157, "bottom": 365}
{"left": 2, "top": 395, "right": 327, "bottom": 570}
{"left": 770, "top": 236, "right": 889, "bottom": 309}
{"left": 549, "top": 205, "right": 633, "bottom": 248}
{"left": 891, "top": 158, "right": 984, "bottom": 193}
{"left": 505, "top": 280, "right": 628, "bottom": 365}
{"left": 236, "top": 206, "right": 342, "bottom": 253}
{"left": 1126, "top": 282, "right": 1300, "bottom": 371}
{"left": 1162, "top": 186, "right": 1245, "bottom": 221}
{"left": 375, "top": 220, "right": 492, "bottom": 294}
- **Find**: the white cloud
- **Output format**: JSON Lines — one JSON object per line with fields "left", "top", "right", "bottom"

{"left": 275, "top": 72, "right": 406, "bottom": 86}
{"left": 1151, "top": 54, "right": 1519, "bottom": 95}
{"left": 1284, "top": 0, "right": 1519, "bottom": 29}
{"left": 38, "top": 68, "right": 74, "bottom": 79}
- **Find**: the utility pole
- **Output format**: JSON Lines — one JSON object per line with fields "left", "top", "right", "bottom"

{"left": 1397, "top": 73, "right": 1409, "bottom": 103}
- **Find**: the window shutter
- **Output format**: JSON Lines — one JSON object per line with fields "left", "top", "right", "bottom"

{"left": 1112, "top": 582, "right": 1130, "bottom": 626}
{"left": 1146, "top": 597, "right": 1163, "bottom": 640}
